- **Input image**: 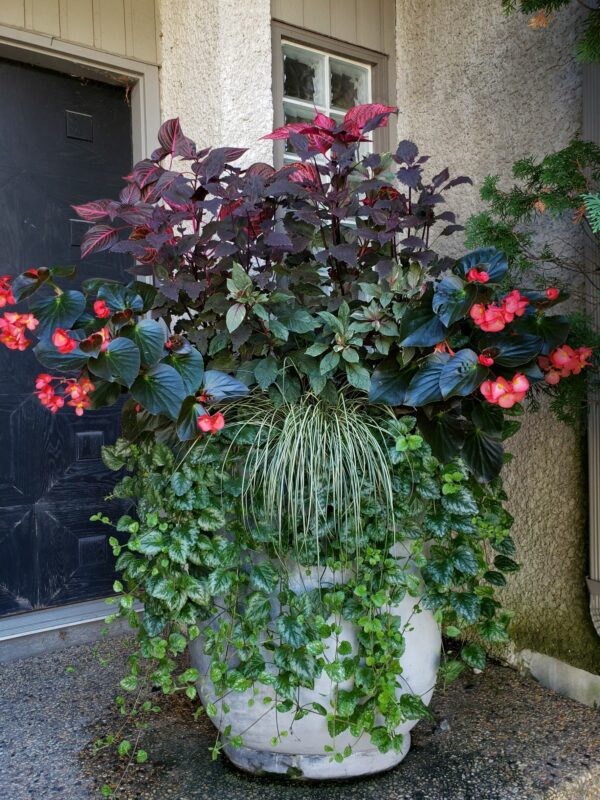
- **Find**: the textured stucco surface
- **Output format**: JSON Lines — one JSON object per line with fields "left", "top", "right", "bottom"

{"left": 157, "top": 0, "right": 274, "bottom": 165}
{"left": 396, "top": 1, "right": 600, "bottom": 673}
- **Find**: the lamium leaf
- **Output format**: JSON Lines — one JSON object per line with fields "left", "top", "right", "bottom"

{"left": 202, "top": 370, "right": 249, "bottom": 401}
{"left": 477, "top": 333, "right": 543, "bottom": 367}
{"left": 30, "top": 290, "right": 86, "bottom": 338}
{"left": 399, "top": 301, "right": 448, "bottom": 347}
{"left": 461, "top": 642, "right": 486, "bottom": 670}
{"left": 131, "top": 364, "right": 186, "bottom": 419}
{"left": 439, "top": 349, "right": 488, "bottom": 399}
{"left": 250, "top": 562, "right": 280, "bottom": 593}
{"left": 457, "top": 248, "right": 508, "bottom": 283}
{"left": 88, "top": 338, "right": 141, "bottom": 388}
{"left": 369, "top": 360, "right": 413, "bottom": 405}
{"left": 176, "top": 396, "right": 206, "bottom": 441}
{"left": 122, "top": 319, "right": 167, "bottom": 367}
{"left": 404, "top": 352, "right": 449, "bottom": 406}
{"left": 166, "top": 347, "right": 204, "bottom": 394}
{"left": 432, "top": 276, "right": 478, "bottom": 326}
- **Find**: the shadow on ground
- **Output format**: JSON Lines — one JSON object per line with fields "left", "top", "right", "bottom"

{"left": 1, "top": 634, "right": 600, "bottom": 799}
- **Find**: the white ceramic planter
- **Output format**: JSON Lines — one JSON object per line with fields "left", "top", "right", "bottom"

{"left": 189, "top": 550, "right": 441, "bottom": 780}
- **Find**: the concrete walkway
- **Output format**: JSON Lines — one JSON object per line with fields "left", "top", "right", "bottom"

{"left": 1, "top": 635, "right": 600, "bottom": 800}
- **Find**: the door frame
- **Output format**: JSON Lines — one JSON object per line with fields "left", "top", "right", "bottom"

{"left": 0, "top": 24, "right": 159, "bottom": 643}
{"left": 0, "top": 23, "right": 160, "bottom": 163}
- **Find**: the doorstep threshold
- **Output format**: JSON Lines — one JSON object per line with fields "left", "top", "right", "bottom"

{"left": 0, "top": 598, "right": 117, "bottom": 641}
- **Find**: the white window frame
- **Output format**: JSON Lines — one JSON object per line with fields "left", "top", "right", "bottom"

{"left": 271, "top": 21, "right": 391, "bottom": 168}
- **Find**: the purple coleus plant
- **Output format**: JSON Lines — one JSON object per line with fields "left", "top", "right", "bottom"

{"left": 0, "top": 105, "right": 589, "bottom": 480}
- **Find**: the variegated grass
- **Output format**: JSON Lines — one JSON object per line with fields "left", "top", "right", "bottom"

{"left": 228, "top": 392, "right": 396, "bottom": 559}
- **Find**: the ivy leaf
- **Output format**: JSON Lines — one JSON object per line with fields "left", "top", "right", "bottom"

{"left": 450, "top": 592, "right": 481, "bottom": 623}
{"left": 132, "top": 364, "right": 185, "bottom": 418}
{"left": 478, "top": 620, "right": 509, "bottom": 642}
{"left": 324, "top": 660, "right": 346, "bottom": 683}
{"left": 451, "top": 544, "right": 479, "bottom": 576}
{"left": 30, "top": 290, "right": 86, "bottom": 338}
{"left": 244, "top": 592, "right": 271, "bottom": 625}
{"left": 276, "top": 616, "right": 307, "bottom": 648}
{"left": 250, "top": 562, "right": 279, "bottom": 593}
{"left": 287, "top": 651, "right": 319, "bottom": 683}
{"left": 207, "top": 568, "right": 236, "bottom": 595}
{"left": 461, "top": 642, "right": 486, "bottom": 670}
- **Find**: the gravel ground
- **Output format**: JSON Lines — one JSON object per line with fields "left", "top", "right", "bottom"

{"left": 1, "top": 635, "right": 600, "bottom": 800}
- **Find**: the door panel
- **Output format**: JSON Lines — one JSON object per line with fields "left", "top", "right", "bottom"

{"left": 0, "top": 58, "right": 133, "bottom": 616}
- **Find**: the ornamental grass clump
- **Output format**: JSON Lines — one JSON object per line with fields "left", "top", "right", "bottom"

{"left": 0, "top": 105, "right": 593, "bottom": 778}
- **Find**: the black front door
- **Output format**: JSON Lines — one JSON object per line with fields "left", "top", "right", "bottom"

{"left": 0, "top": 58, "right": 133, "bottom": 616}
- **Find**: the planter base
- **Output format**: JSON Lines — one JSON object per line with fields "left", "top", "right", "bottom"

{"left": 223, "top": 734, "right": 411, "bottom": 780}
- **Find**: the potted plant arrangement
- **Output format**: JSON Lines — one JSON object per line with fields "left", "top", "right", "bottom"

{"left": 0, "top": 106, "right": 592, "bottom": 780}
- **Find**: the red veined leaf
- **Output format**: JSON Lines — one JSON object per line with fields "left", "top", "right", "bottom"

{"left": 157, "top": 117, "right": 197, "bottom": 159}
{"left": 119, "top": 183, "right": 142, "bottom": 204}
{"left": 343, "top": 104, "right": 397, "bottom": 135}
{"left": 262, "top": 122, "right": 307, "bottom": 140}
{"left": 80, "top": 224, "right": 120, "bottom": 259}
{"left": 71, "top": 199, "right": 114, "bottom": 222}
{"left": 124, "top": 159, "right": 164, "bottom": 189}
{"left": 245, "top": 162, "right": 277, "bottom": 180}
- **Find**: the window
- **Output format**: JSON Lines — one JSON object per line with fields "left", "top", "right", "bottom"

{"left": 271, "top": 22, "right": 391, "bottom": 166}
{"left": 281, "top": 41, "right": 372, "bottom": 161}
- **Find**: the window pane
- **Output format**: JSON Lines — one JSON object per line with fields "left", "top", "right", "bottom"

{"left": 283, "top": 102, "right": 314, "bottom": 155}
{"left": 283, "top": 43, "right": 326, "bottom": 106}
{"left": 330, "top": 58, "right": 369, "bottom": 110}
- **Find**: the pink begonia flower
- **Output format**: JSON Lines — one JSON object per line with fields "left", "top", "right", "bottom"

{"left": 501, "top": 290, "right": 529, "bottom": 322}
{"left": 197, "top": 412, "right": 225, "bottom": 434}
{"left": 478, "top": 354, "right": 495, "bottom": 367}
{"left": 546, "top": 287, "right": 559, "bottom": 301}
{"left": 52, "top": 328, "right": 77, "bottom": 354}
{"left": 0, "top": 275, "right": 15, "bottom": 307}
{"left": 480, "top": 373, "right": 529, "bottom": 408}
{"left": 470, "top": 303, "right": 506, "bottom": 333}
{"left": 94, "top": 299, "right": 111, "bottom": 318}
{"left": 466, "top": 268, "right": 490, "bottom": 283}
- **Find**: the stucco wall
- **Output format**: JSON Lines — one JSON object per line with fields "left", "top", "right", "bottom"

{"left": 157, "top": 0, "right": 273, "bottom": 165}
{"left": 396, "top": 0, "right": 600, "bottom": 673}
